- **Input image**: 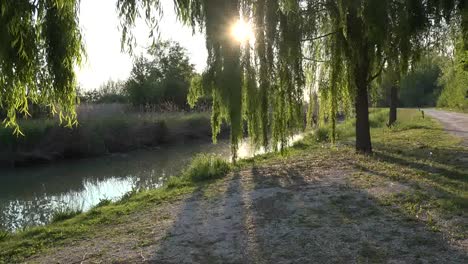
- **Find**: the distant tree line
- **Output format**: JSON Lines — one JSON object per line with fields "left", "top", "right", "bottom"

{"left": 79, "top": 80, "right": 127, "bottom": 104}
{"left": 78, "top": 41, "right": 208, "bottom": 111}
{"left": 372, "top": 47, "right": 467, "bottom": 111}
{"left": 371, "top": 54, "right": 444, "bottom": 108}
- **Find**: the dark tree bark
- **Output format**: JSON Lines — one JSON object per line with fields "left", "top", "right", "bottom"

{"left": 388, "top": 85, "right": 398, "bottom": 126}
{"left": 345, "top": 6, "right": 373, "bottom": 154}
{"left": 355, "top": 79, "right": 372, "bottom": 154}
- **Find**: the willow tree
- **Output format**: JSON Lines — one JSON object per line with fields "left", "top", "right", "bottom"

{"left": 119, "top": 0, "right": 304, "bottom": 159}
{"left": 116, "top": 0, "right": 467, "bottom": 156}
{"left": 303, "top": 0, "right": 467, "bottom": 152}
{"left": 0, "top": 0, "right": 84, "bottom": 134}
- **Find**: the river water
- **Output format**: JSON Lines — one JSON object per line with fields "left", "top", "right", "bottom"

{"left": 0, "top": 134, "right": 304, "bottom": 231}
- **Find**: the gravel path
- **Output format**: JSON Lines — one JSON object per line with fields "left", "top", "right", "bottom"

{"left": 425, "top": 109, "right": 468, "bottom": 146}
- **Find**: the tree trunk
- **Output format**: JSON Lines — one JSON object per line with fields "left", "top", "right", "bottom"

{"left": 346, "top": 5, "right": 372, "bottom": 154}
{"left": 388, "top": 85, "right": 398, "bottom": 126}
{"left": 355, "top": 82, "right": 372, "bottom": 154}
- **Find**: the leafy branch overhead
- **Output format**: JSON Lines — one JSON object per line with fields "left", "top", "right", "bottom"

{"left": 0, "top": 0, "right": 84, "bottom": 134}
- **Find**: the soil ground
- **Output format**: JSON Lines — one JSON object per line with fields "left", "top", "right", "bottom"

{"left": 28, "top": 152, "right": 467, "bottom": 263}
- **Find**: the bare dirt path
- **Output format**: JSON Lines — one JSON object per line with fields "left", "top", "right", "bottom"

{"left": 425, "top": 109, "right": 468, "bottom": 146}
{"left": 28, "top": 152, "right": 468, "bottom": 264}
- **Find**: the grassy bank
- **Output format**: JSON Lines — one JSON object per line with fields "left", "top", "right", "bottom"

{"left": 0, "top": 108, "right": 466, "bottom": 262}
{"left": 0, "top": 104, "right": 217, "bottom": 167}
{"left": 0, "top": 154, "right": 232, "bottom": 263}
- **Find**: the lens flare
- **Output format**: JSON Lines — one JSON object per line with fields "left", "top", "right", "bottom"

{"left": 231, "top": 19, "right": 253, "bottom": 43}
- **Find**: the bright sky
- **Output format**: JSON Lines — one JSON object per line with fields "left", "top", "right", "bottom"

{"left": 77, "top": 0, "right": 207, "bottom": 91}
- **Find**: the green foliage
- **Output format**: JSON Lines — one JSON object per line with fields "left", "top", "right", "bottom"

{"left": 50, "top": 208, "right": 82, "bottom": 223}
{"left": 372, "top": 55, "right": 443, "bottom": 108}
{"left": 437, "top": 37, "right": 468, "bottom": 110}
{"left": 400, "top": 61, "right": 443, "bottom": 107}
{"left": 125, "top": 41, "right": 195, "bottom": 109}
{"left": 0, "top": 0, "right": 84, "bottom": 133}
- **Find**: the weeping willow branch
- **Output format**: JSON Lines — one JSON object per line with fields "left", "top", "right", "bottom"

{"left": 301, "top": 31, "right": 338, "bottom": 42}
{"left": 368, "top": 58, "right": 388, "bottom": 83}
{"left": 302, "top": 56, "right": 330, "bottom": 63}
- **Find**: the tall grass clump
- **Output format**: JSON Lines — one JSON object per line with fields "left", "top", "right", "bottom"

{"left": 166, "top": 154, "right": 230, "bottom": 188}
{"left": 93, "top": 198, "right": 112, "bottom": 208}
{"left": 50, "top": 208, "right": 83, "bottom": 223}
{"left": 0, "top": 229, "right": 9, "bottom": 242}
{"left": 315, "top": 126, "right": 331, "bottom": 142}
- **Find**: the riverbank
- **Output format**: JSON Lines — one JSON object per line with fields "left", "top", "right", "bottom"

{"left": 0, "top": 104, "right": 221, "bottom": 167}
{"left": 1, "top": 109, "right": 467, "bottom": 263}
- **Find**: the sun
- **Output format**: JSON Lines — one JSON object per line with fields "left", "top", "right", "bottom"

{"left": 231, "top": 19, "right": 253, "bottom": 43}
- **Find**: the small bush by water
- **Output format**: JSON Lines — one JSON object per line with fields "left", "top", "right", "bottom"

{"left": 185, "top": 154, "right": 231, "bottom": 182}
{"left": 166, "top": 154, "right": 230, "bottom": 188}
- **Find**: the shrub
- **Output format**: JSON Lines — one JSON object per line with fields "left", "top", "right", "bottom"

{"left": 184, "top": 154, "right": 231, "bottom": 182}
{"left": 50, "top": 208, "right": 82, "bottom": 223}
{"left": 315, "top": 126, "right": 330, "bottom": 142}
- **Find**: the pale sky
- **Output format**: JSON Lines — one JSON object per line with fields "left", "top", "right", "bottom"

{"left": 77, "top": 0, "right": 207, "bottom": 91}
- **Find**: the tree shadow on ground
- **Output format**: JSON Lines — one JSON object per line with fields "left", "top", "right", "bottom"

{"left": 369, "top": 141, "right": 468, "bottom": 192}
{"left": 149, "top": 160, "right": 468, "bottom": 263}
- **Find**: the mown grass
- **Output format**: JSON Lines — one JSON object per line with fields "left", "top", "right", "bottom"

{"left": 1, "top": 108, "right": 466, "bottom": 262}
{"left": 350, "top": 109, "right": 467, "bottom": 236}
{"left": 0, "top": 154, "right": 230, "bottom": 263}
{"left": 240, "top": 108, "right": 466, "bottom": 237}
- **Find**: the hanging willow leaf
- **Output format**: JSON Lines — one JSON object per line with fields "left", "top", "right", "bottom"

{"left": 0, "top": 0, "right": 84, "bottom": 134}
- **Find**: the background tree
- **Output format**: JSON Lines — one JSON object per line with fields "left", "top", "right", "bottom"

{"left": 372, "top": 55, "right": 444, "bottom": 110}
{"left": 125, "top": 41, "right": 195, "bottom": 109}
{"left": 438, "top": 37, "right": 468, "bottom": 110}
